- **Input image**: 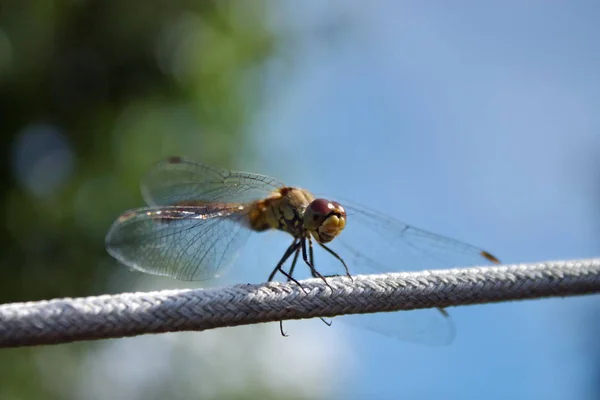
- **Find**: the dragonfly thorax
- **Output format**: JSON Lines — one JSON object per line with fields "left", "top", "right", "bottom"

{"left": 248, "top": 187, "right": 347, "bottom": 244}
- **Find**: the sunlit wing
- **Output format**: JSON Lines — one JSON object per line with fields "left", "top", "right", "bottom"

{"left": 141, "top": 157, "right": 284, "bottom": 207}
{"left": 318, "top": 201, "right": 499, "bottom": 346}
{"left": 105, "top": 205, "right": 252, "bottom": 281}
{"left": 333, "top": 202, "right": 499, "bottom": 275}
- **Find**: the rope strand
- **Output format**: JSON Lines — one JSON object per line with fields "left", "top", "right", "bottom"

{"left": 1, "top": 258, "right": 599, "bottom": 348}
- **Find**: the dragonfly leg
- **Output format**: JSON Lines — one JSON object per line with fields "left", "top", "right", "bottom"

{"left": 274, "top": 239, "right": 336, "bottom": 337}
{"left": 280, "top": 241, "right": 332, "bottom": 332}
{"left": 267, "top": 240, "right": 303, "bottom": 338}
{"left": 278, "top": 241, "right": 331, "bottom": 336}
{"left": 318, "top": 243, "right": 353, "bottom": 282}
{"left": 437, "top": 307, "right": 449, "bottom": 317}
{"left": 308, "top": 239, "right": 333, "bottom": 327}
{"left": 268, "top": 239, "right": 297, "bottom": 281}
{"left": 268, "top": 239, "right": 305, "bottom": 292}
{"left": 287, "top": 245, "right": 301, "bottom": 278}
{"left": 302, "top": 238, "right": 333, "bottom": 291}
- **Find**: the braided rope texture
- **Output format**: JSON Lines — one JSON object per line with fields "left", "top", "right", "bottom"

{"left": 1, "top": 258, "right": 599, "bottom": 348}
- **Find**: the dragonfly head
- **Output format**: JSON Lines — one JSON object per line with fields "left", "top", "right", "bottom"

{"left": 303, "top": 198, "right": 347, "bottom": 243}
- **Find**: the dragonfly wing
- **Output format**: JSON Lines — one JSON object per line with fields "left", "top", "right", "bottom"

{"left": 333, "top": 202, "right": 499, "bottom": 275}
{"left": 142, "top": 157, "right": 285, "bottom": 206}
{"left": 339, "top": 309, "right": 456, "bottom": 346}
{"left": 105, "top": 206, "right": 252, "bottom": 281}
{"left": 321, "top": 201, "right": 498, "bottom": 345}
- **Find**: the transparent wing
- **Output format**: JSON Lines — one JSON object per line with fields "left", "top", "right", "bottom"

{"left": 105, "top": 205, "right": 252, "bottom": 281}
{"left": 318, "top": 201, "right": 499, "bottom": 346}
{"left": 141, "top": 157, "right": 284, "bottom": 206}
{"left": 334, "top": 203, "right": 499, "bottom": 275}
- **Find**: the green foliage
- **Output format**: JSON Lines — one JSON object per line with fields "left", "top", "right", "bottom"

{"left": 0, "top": 1, "right": 298, "bottom": 399}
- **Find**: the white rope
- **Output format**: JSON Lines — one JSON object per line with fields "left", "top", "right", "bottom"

{"left": 1, "top": 257, "right": 599, "bottom": 348}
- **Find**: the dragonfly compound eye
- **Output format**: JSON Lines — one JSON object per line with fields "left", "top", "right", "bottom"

{"left": 304, "top": 199, "right": 347, "bottom": 243}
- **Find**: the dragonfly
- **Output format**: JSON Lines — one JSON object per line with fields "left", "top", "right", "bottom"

{"left": 105, "top": 156, "right": 500, "bottom": 345}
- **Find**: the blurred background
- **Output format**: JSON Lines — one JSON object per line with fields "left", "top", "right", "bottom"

{"left": 1, "top": 1, "right": 600, "bottom": 399}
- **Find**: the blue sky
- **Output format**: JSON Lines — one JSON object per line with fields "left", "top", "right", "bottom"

{"left": 63, "top": 3, "right": 600, "bottom": 399}
{"left": 250, "top": 2, "right": 600, "bottom": 399}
